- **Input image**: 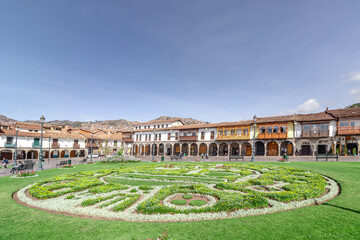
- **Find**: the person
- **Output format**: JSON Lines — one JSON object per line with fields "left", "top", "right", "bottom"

{"left": 10, "top": 161, "right": 23, "bottom": 174}
{"left": 2, "top": 157, "right": 9, "bottom": 170}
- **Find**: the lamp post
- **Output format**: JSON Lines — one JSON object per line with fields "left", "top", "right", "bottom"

{"left": 14, "top": 126, "right": 19, "bottom": 167}
{"left": 251, "top": 115, "right": 257, "bottom": 162}
{"left": 90, "top": 132, "right": 94, "bottom": 163}
{"left": 152, "top": 128, "right": 156, "bottom": 161}
{"left": 38, "top": 115, "right": 45, "bottom": 170}
{"left": 48, "top": 136, "right": 51, "bottom": 164}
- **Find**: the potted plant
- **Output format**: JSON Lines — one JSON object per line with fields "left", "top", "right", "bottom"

{"left": 343, "top": 146, "right": 348, "bottom": 156}
{"left": 353, "top": 148, "right": 357, "bottom": 156}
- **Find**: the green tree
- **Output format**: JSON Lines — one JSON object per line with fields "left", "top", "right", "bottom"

{"left": 117, "top": 147, "right": 123, "bottom": 156}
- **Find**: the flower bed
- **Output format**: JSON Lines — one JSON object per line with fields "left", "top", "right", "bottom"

{"left": 15, "top": 163, "right": 340, "bottom": 222}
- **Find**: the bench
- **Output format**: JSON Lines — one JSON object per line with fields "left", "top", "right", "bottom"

{"left": 316, "top": 154, "right": 338, "bottom": 162}
{"left": 11, "top": 161, "right": 35, "bottom": 174}
{"left": 56, "top": 160, "right": 68, "bottom": 167}
{"left": 171, "top": 156, "right": 182, "bottom": 161}
{"left": 79, "top": 158, "right": 87, "bottom": 164}
{"left": 229, "top": 155, "right": 244, "bottom": 161}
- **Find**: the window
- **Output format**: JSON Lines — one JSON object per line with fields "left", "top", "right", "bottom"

{"left": 158, "top": 125, "right": 160, "bottom": 128}
{"left": 6, "top": 137, "right": 13, "bottom": 144}
{"left": 184, "top": 132, "right": 187, "bottom": 136}
{"left": 136, "top": 135, "right": 138, "bottom": 141}
{"left": 148, "top": 125, "right": 150, "bottom": 129}
{"left": 273, "top": 126, "right": 279, "bottom": 133}
{"left": 166, "top": 124, "right": 168, "bottom": 128}
{"left": 192, "top": 131, "right": 196, "bottom": 136}
{"left": 230, "top": 129, "right": 235, "bottom": 136}
{"left": 260, "top": 127, "right": 265, "bottom": 133}
{"left": 168, "top": 133, "right": 171, "bottom": 140}
{"left": 280, "top": 126, "right": 286, "bottom": 132}
{"left": 154, "top": 125, "right": 156, "bottom": 128}
{"left": 175, "top": 133, "right": 179, "bottom": 140}
{"left": 340, "top": 121, "right": 349, "bottom": 127}
{"left": 235, "top": 129, "right": 240, "bottom": 136}
{"left": 311, "top": 124, "right": 319, "bottom": 133}
{"left": 145, "top": 135, "right": 148, "bottom": 141}
{"left": 201, "top": 132, "right": 205, "bottom": 140}
{"left": 162, "top": 125, "right": 164, "bottom": 128}
{"left": 243, "top": 128, "right": 248, "bottom": 135}
{"left": 34, "top": 138, "right": 40, "bottom": 145}
{"left": 303, "top": 124, "right": 311, "bottom": 132}
{"left": 74, "top": 140, "right": 78, "bottom": 144}
{"left": 211, "top": 131, "right": 215, "bottom": 139}
{"left": 224, "top": 130, "right": 229, "bottom": 136}
{"left": 158, "top": 134, "right": 161, "bottom": 141}
{"left": 320, "top": 124, "right": 329, "bottom": 131}
{"left": 218, "top": 130, "right": 223, "bottom": 136}
{"left": 266, "top": 126, "right": 272, "bottom": 134}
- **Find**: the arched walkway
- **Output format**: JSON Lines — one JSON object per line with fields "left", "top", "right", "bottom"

{"left": 199, "top": 143, "right": 207, "bottom": 155}
{"left": 159, "top": 143, "right": 164, "bottom": 156}
{"left": 209, "top": 143, "right": 217, "bottom": 156}
{"left": 140, "top": 144, "right": 145, "bottom": 155}
{"left": 0, "top": 150, "right": 13, "bottom": 160}
{"left": 27, "top": 150, "right": 38, "bottom": 159}
{"left": 346, "top": 136, "right": 358, "bottom": 156}
{"left": 219, "top": 143, "right": 228, "bottom": 156}
{"left": 267, "top": 141, "right": 279, "bottom": 156}
{"left": 79, "top": 150, "right": 86, "bottom": 157}
{"left": 145, "top": 144, "right": 151, "bottom": 156}
{"left": 190, "top": 143, "right": 198, "bottom": 156}
{"left": 151, "top": 144, "right": 158, "bottom": 156}
{"left": 241, "top": 142, "right": 252, "bottom": 156}
{"left": 255, "top": 141, "right": 265, "bottom": 156}
{"left": 230, "top": 142, "right": 240, "bottom": 155}
{"left": 280, "top": 141, "right": 293, "bottom": 155}
{"left": 166, "top": 143, "right": 172, "bottom": 156}
{"left": 70, "top": 150, "right": 77, "bottom": 157}
{"left": 182, "top": 143, "right": 189, "bottom": 156}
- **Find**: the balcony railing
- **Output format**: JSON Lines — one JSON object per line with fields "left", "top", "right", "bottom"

{"left": 302, "top": 130, "right": 329, "bottom": 138}
{"left": 123, "top": 138, "right": 134, "bottom": 143}
{"left": 217, "top": 135, "right": 250, "bottom": 140}
{"left": 5, "top": 143, "right": 15, "bottom": 148}
{"left": 32, "top": 143, "right": 41, "bottom": 148}
{"left": 73, "top": 143, "right": 80, "bottom": 149}
{"left": 258, "top": 132, "right": 287, "bottom": 139}
{"left": 52, "top": 143, "right": 60, "bottom": 148}
{"left": 86, "top": 143, "right": 101, "bottom": 148}
{"left": 179, "top": 135, "right": 197, "bottom": 141}
{"left": 338, "top": 126, "right": 360, "bottom": 135}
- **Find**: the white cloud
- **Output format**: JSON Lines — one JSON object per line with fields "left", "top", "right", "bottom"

{"left": 340, "top": 71, "right": 360, "bottom": 83}
{"left": 292, "top": 99, "right": 321, "bottom": 113}
{"left": 350, "top": 88, "right": 360, "bottom": 101}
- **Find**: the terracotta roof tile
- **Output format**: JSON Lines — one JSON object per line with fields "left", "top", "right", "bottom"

{"left": 295, "top": 112, "right": 334, "bottom": 122}
{"left": 327, "top": 107, "right": 360, "bottom": 118}
{"left": 133, "top": 118, "right": 184, "bottom": 125}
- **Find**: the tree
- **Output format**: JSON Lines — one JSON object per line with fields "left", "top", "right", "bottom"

{"left": 117, "top": 147, "right": 123, "bottom": 156}
{"left": 346, "top": 102, "right": 360, "bottom": 108}
{"left": 103, "top": 146, "right": 110, "bottom": 158}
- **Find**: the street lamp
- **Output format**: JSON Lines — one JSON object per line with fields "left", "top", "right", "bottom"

{"left": 14, "top": 126, "right": 19, "bottom": 167}
{"left": 90, "top": 132, "right": 94, "bottom": 163}
{"left": 38, "top": 115, "right": 45, "bottom": 170}
{"left": 251, "top": 115, "right": 257, "bottom": 162}
{"left": 152, "top": 127, "right": 156, "bottom": 161}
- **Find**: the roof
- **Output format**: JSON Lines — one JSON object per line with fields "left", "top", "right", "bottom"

{"left": 327, "top": 107, "right": 360, "bottom": 118}
{"left": 256, "top": 114, "right": 296, "bottom": 124}
{"left": 0, "top": 129, "right": 50, "bottom": 138}
{"left": 132, "top": 118, "right": 184, "bottom": 126}
{"left": 295, "top": 112, "right": 335, "bottom": 122}
{"left": 47, "top": 131, "right": 86, "bottom": 140}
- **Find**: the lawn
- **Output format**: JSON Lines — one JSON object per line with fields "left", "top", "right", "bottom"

{"left": 0, "top": 161, "right": 359, "bottom": 240}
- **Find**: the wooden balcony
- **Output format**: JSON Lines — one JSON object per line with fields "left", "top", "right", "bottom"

{"left": 123, "top": 137, "right": 134, "bottom": 143}
{"left": 338, "top": 127, "right": 360, "bottom": 135}
{"left": 258, "top": 132, "right": 287, "bottom": 139}
{"left": 217, "top": 135, "right": 250, "bottom": 140}
{"left": 86, "top": 143, "right": 100, "bottom": 148}
{"left": 51, "top": 143, "right": 60, "bottom": 148}
{"left": 179, "top": 135, "right": 197, "bottom": 141}
{"left": 302, "top": 130, "right": 329, "bottom": 138}
{"left": 73, "top": 143, "right": 80, "bottom": 149}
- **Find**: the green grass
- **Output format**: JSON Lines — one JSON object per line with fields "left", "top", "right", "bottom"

{"left": 182, "top": 194, "right": 193, "bottom": 199}
{"left": 171, "top": 199, "right": 187, "bottom": 205}
{"left": 0, "top": 161, "right": 359, "bottom": 239}
{"left": 189, "top": 200, "right": 207, "bottom": 206}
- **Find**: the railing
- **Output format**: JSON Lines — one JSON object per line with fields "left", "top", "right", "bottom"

{"left": 302, "top": 130, "right": 329, "bottom": 138}
{"left": 179, "top": 135, "right": 197, "bottom": 141}
{"left": 338, "top": 126, "right": 360, "bottom": 135}
{"left": 122, "top": 138, "right": 134, "bottom": 143}
{"left": 258, "top": 132, "right": 287, "bottom": 139}
{"left": 86, "top": 143, "right": 100, "bottom": 148}
{"left": 73, "top": 143, "right": 80, "bottom": 149}
{"left": 52, "top": 143, "right": 60, "bottom": 148}
{"left": 32, "top": 143, "right": 41, "bottom": 148}
{"left": 217, "top": 135, "right": 250, "bottom": 140}
{"left": 5, "top": 143, "right": 15, "bottom": 148}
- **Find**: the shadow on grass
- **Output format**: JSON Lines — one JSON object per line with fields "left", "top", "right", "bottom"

{"left": 322, "top": 203, "right": 360, "bottom": 214}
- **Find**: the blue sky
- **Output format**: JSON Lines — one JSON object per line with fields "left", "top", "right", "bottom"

{"left": 1, "top": 0, "right": 360, "bottom": 123}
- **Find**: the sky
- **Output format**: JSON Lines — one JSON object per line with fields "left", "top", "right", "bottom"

{"left": 1, "top": 0, "right": 360, "bottom": 123}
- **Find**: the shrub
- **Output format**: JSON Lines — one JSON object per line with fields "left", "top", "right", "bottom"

{"left": 171, "top": 199, "right": 187, "bottom": 205}
{"left": 189, "top": 200, "right": 207, "bottom": 206}
{"left": 182, "top": 194, "right": 193, "bottom": 199}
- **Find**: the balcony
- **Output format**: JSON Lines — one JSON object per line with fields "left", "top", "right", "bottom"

{"left": 338, "top": 127, "right": 360, "bottom": 135}
{"left": 5, "top": 143, "right": 15, "bottom": 148}
{"left": 122, "top": 137, "right": 134, "bottom": 143}
{"left": 217, "top": 135, "right": 250, "bottom": 140}
{"left": 302, "top": 130, "right": 329, "bottom": 138}
{"left": 258, "top": 132, "right": 287, "bottom": 139}
{"left": 52, "top": 143, "right": 60, "bottom": 148}
{"left": 32, "top": 143, "right": 41, "bottom": 148}
{"left": 86, "top": 143, "right": 100, "bottom": 148}
{"left": 179, "top": 135, "right": 197, "bottom": 141}
{"left": 73, "top": 143, "right": 80, "bottom": 149}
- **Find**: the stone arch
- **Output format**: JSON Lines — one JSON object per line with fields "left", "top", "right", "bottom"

{"left": 140, "top": 144, "right": 145, "bottom": 155}
{"left": 159, "top": 143, "right": 165, "bottom": 156}
{"left": 280, "top": 141, "right": 294, "bottom": 156}
{"left": 19, "top": 150, "right": 26, "bottom": 160}
{"left": 255, "top": 141, "right": 265, "bottom": 156}
{"left": 190, "top": 143, "right": 198, "bottom": 156}
{"left": 346, "top": 136, "right": 358, "bottom": 156}
{"left": 0, "top": 150, "right": 13, "bottom": 160}
{"left": 219, "top": 143, "right": 228, "bottom": 156}
{"left": 27, "top": 150, "right": 38, "bottom": 159}
{"left": 267, "top": 141, "right": 279, "bottom": 156}
{"left": 230, "top": 142, "right": 240, "bottom": 155}
{"left": 182, "top": 143, "right": 189, "bottom": 156}
{"left": 145, "top": 144, "right": 151, "bottom": 156}
{"left": 241, "top": 142, "right": 252, "bottom": 156}
{"left": 70, "top": 150, "right": 77, "bottom": 158}
{"left": 79, "top": 150, "right": 86, "bottom": 157}
{"left": 295, "top": 139, "right": 313, "bottom": 156}
{"left": 209, "top": 143, "right": 217, "bottom": 156}
{"left": 174, "top": 143, "right": 180, "bottom": 156}
{"left": 199, "top": 143, "right": 207, "bottom": 155}
{"left": 166, "top": 143, "right": 172, "bottom": 156}
{"left": 151, "top": 144, "right": 158, "bottom": 156}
